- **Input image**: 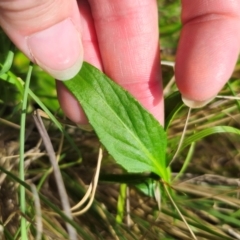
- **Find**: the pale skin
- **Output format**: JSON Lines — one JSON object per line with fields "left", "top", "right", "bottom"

{"left": 0, "top": 0, "right": 239, "bottom": 125}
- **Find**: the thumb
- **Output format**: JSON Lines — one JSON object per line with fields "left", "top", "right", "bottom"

{"left": 0, "top": 0, "right": 83, "bottom": 80}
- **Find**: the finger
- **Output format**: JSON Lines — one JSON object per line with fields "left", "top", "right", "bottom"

{"left": 0, "top": 0, "right": 83, "bottom": 80}
{"left": 176, "top": 0, "right": 240, "bottom": 108}
{"left": 88, "top": 0, "right": 164, "bottom": 124}
{"left": 57, "top": 0, "right": 103, "bottom": 124}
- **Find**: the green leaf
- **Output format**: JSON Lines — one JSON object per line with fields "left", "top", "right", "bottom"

{"left": 135, "top": 179, "right": 156, "bottom": 198}
{"left": 64, "top": 62, "right": 170, "bottom": 182}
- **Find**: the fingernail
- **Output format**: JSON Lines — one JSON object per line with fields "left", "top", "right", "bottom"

{"left": 182, "top": 95, "right": 215, "bottom": 108}
{"left": 27, "top": 19, "right": 83, "bottom": 80}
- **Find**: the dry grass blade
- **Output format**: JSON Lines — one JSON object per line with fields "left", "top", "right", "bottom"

{"left": 30, "top": 183, "right": 42, "bottom": 240}
{"left": 70, "top": 183, "right": 93, "bottom": 212}
{"left": 169, "top": 107, "right": 191, "bottom": 166}
{"left": 71, "top": 147, "right": 103, "bottom": 216}
{"left": 0, "top": 118, "right": 20, "bottom": 129}
{"left": 174, "top": 183, "right": 240, "bottom": 208}
{"left": 217, "top": 95, "right": 240, "bottom": 101}
{"left": 223, "top": 225, "right": 240, "bottom": 239}
{"left": 0, "top": 225, "right": 3, "bottom": 240}
{"left": 177, "top": 173, "right": 240, "bottom": 186}
{"left": 126, "top": 186, "right": 131, "bottom": 227}
{"left": 154, "top": 181, "right": 161, "bottom": 210}
{"left": 0, "top": 136, "right": 20, "bottom": 235}
{"left": 33, "top": 111, "right": 77, "bottom": 240}
{"left": 164, "top": 183, "right": 197, "bottom": 240}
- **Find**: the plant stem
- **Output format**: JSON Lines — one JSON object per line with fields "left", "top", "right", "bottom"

{"left": 19, "top": 62, "right": 33, "bottom": 240}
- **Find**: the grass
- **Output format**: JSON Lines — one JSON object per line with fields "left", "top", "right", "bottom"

{"left": 1, "top": 0, "right": 240, "bottom": 239}
{"left": 19, "top": 62, "right": 33, "bottom": 240}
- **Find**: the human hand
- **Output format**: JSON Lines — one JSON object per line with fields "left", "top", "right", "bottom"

{"left": 0, "top": 0, "right": 239, "bottom": 125}
{"left": 176, "top": 1, "right": 240, "bottom": 109}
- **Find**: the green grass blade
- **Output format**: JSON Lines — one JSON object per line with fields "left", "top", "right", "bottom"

{"left": 19, "top": 62, "right": 33, "bottom": 240}
{"left": 16, "top": 76, "right": 81, "bottom": 157}
{"left": 181, "top": 126, "right": 240, "bottom": 151}
{"left": 173, "top": 142, "right": 195, "bottom": 182}
{"left": 116, "top": 184, "right": 127, "bottom": 223}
